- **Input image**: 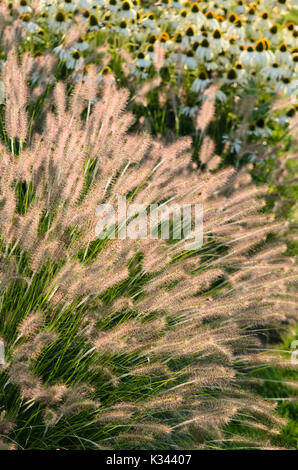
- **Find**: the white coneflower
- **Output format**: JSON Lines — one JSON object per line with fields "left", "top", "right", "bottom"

{"left": 173, "top": 7, "right": 189, "bottom": 31}
{"left": 106, "top": 0, "right": 119, "bottom": 12}
{"left": 215, "top": 89, "right": 227, "bottom": 103}
{"left": 291, "top": 28, "right": 298, "bottom": 47}
{"left": 228, "top": 37, "right": 240, "bottom": 56}
{"left": 234, "top": 62, "right": 246, "bottom": 80}
{"left": 135, "top": 51, "right": 151, "bottom": 68}
{"left": 247, "top": 5, "right": 257, "bottom": 23}
{"left": 20, "top": 15, "right": 40, "bottom": 33}
{"left": 205, "top": 60, "right": 218, "bottom": 71}
{"left": 168, "top": 50, "right": 182, "bottom": 68}
{"left": 80, "top": 9, "right": 91, "bottom": 24}
{"left": 65, "top": 49, "right": 85, "bottom": 69}
{"left": 183, "top": 49, "right": 197, "bottom": 69}
{"left": 224, "top": 13, "right": 238, "bottom": 34}
{"left": 222, "top": 135, "right": 242, "bottom": 153}
{"left": 211, "top": 29, "right": 227, "bottom": 53}
{"left": 134, "top": 68, "right": 149, "bottom": 79}
{"left": 266, "top": 24, "right": 280, "bottom": 46}
{"left": 256, "top": 11, "right": 272, "bottom": 31}
{"left": 224, "top": 68, "right": 239, "bottom": 85}
{"left": 278, "top": 105, "right": 297, "bottom": 125}
{"left": 292, "top": 52, "right": 298, "bottom": 73}
{"left": 188, "top": 2, "right": 204, "bottom": 23}
{"left": 216, "top": 13, "right": 226, "bottom": 28}
{"left": 159, "top": 32, "right": 172, "bottom": 50}
{"left": 181, "top": 25, "right": 196, "bottom": 48}
{"left": 275, "top": 43, "right": 292, "bottom": 66}
{"left": 191, "top": 71, "right": 211, "bottom": 93}
{"left": 274, "top": 0, "right": 289, "bottom": 15}
{"left": 239, "top": 45, "right": 255, "bottom": 68}
{"left": 49, "top": 9, "right": 69, "bottom": 31}
{"left": 133, "top": 26, "right": 148, "bottom": 44}
{"left": 290, "top": 28, "right": 298, "bottom": 48}
{"left": 235, "top": 0, "right": 246, "bottom": 14}
{"left": 229, "top": 21, "right": 245, "bottom": 41}
{"left": 283, "top": 22, "right": 296, "bottom": 44}
{"left": 261, "top": 62, "right": 285, "bottom": 81}
{"left": 192, "top": 28, "right": 209, "bottom": 43}
{"left": 19, "top": 0, "right": 32, "bottom": 14}
{"left": 89, "top": 14, "right": 102, "bottom": 31}
{"left": 120, "top": 1, "right": 136, "bottom": 19}
{"left": 114, "top": 20, "right": 131, "bottom": 36}
{"left": 276, "top": 76, "right": 296, "bottom": 96}
{"left": 195, "top": 38, "right": 213, "bottom": 61}
{"left": 145, "top": 43, "right": 155, "bottom": 60}
{"left": 63, "top": 0, "right": 77, "bottom": 12}
{"left": 74, "top": 35, "right": 89, "bottom": 52}
{"left": 204, "top": 10, "right": 219, "bottom": 31}
{"left": 217, "top": 50, "right": 231, "bottom": 70}
{"left": 253, "top": 39, "right": 274, "bottom": 68}
{"left": 169, "top": 32, "right": 183, "bottom": 54}
{"left": 53, "top": 42, "right": 70, "bottom": 61}
{"left": 142, "top": 13, "right": 157, "bottom": 29}
{"left": 180, "top": 104, "right": 199, "bottom": 117}
{"left": 248, "top": 118, "right": 273, "bottom": 138}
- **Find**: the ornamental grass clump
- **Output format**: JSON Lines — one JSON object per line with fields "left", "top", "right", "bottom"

{"left": 0, "top": 51, "right": 296, "bottom": 450}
